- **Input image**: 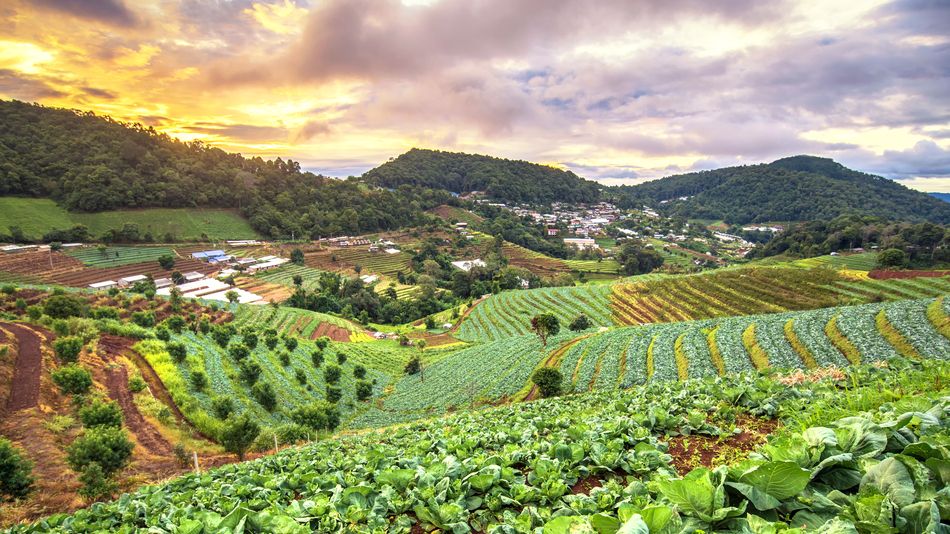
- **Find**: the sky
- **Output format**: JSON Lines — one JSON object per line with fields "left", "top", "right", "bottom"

{"left": 1, "top": 0, "right": 949, "bottom": 190}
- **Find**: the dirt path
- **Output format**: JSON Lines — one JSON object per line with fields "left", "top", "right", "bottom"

{"left": 525, "top": 334, "right": 592, "bottom": 401}
{"left": 2, "top": 323, "right": 44, "bottom": 412}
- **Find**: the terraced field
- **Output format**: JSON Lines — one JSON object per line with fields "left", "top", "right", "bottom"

{"left": 231, "top": 305, "right": 372, "bottom": 342}
{"left": 65, "top": 246, "right": 175, "bottom": 267}
{"left": 305, "top": 248, "right": 412, "bottom": 276}
{"left": 357, "top": 296, "right": 950, "bottom": 427}
{"left": 254, "top": 264, "right": 327, "bottom": 291}
{"left": 456, "top": 284, "right": 614, "bottom": 341}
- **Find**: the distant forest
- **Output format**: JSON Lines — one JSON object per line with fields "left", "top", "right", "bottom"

{"left": 0, "top": 100, "right": 449, "bottom": 239}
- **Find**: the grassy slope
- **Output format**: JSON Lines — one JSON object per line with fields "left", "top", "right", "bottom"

{"left": 0, "top": 197, "right": 260, "bottom": 240}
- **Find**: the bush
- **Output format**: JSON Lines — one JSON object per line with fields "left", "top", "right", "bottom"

{"left": 128, "top": 376, "right": 147, "bottom": 393}
{"left": 243, "top": 332, "right": 258, "bottom": 350}
{"left": 355, "top": 380, "right": 372, "bottom": 401}
{"left": 166, "top": 342, "right": 187, "bottom": 363}
{"left": 190, "top": 370, "right": 207, "bottom": 391}
{"left": 252, "top": 382, "right": 276, "bottom": 411}
{"left": 211, "top": 325, "right": 234, "bottom": 347}
{"left": 158, "top": 254, "right": 175, "bottom": 270}
{"left": 284, "top": 337, "right": 298, "bottom": 351}
{"left": 0, "top": 438, "right": 33, "bottom": 500}
{"left": 91, "top": 306, "right": 120, "bottom": 320}
{"left": 66, "top": 427, "right": 134, "bottom": 476}
{"left": 77, "top": 463, "right": 117, "bottom": 501}
{"left": 14, "top": 298, "right": 26, "bottom": 311}
{"left": 79, "top": 400, "right": 123, "bottom": 429}
{"left": 294, "top": 368, "right": 307, "bottom": 384}
{"left": 240, "top": 361, "right": 261, "bottom": 385}
{"left": 877, "top": 248, "right": 908, "bottom": 269}
{"left": 264, "top": 335, "right": 278, "bottom": 350}
{"left": 51, "top": 364, "right": 92, "bottom": 394}
{"left": 155, "top": 327, "right": 171, "bottom": 341}
{"left": 569, "top": 314, "right": 592, "bottom": 331}
{"left": 353, "top": 364, "right": 366, "bottom": 379}
{"left": 165, "top": 315, "right": 186, "bottom": 334}
{"left": 314, "top": 337, "right": 329, "bottom": 350}
{"left": 130, "top": 311, "right": 155, "bottom": 328}
{"left": 211, "top": 396, "right": 234, "bottom": 419}
{"left": 53, "top": 336, "right": 84, "bottom": 363}
{"left": 289, "top": 400, "right": 340, "bottom": 431}
{"left": 0, "top": 285, "right": 15, "bottom": 295}
{"left": 26, "top": 305, "right": 42, "bottom": 321}
{"left": 43, "top": 294, "right": 88, "bottom": 319}
{"left": 404, "top": 356, "right": 421, "bottom": 375}
{"left": 279, "top": 352, "right": 290, "bottom": 366}
{"left": 228, "top": 343, "right": 250, "bottom": 361}
{"left": 325, "top": 385, "right": 342, "bottom": 403}
{"left": 323, "top": 364, "right": 341, "bottom": 384}
{"left": 336, "top": 352, "right": 347, "bottom": 365}
{"left": 219, "top": 415, "right": 259, "bottom": 461}
{"left": 311, "top": 351, "right": 323, "bottom": 367}
{"left": 531, "top": 367, "right": 563, "bottom": 398}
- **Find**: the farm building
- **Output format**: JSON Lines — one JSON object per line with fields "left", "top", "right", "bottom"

{"left": 360, "top": 274, "right": 379, "bottom": 284}
{"left": 226, "top": 240, "right": 261, "bottom": 246}
{"left": 1, "top": 245, "right": 37, "bottom": 254}
{"left": 563, "top": 238, "right": 598, "bottom": 250}
{"left": 88, "top": 280, "right": 117, "bottom": 290}
{"left": 216, "top": 268, "right": 239, "bottom": 279}
{"left": 118, "top": 274, "right": 148, "bottom": 287}
{"left": 157, "top": 278, "right": 228, "bottom": 299}
{"left": 202, "top": 288, "right": 263, "bottom": 305}
{"left": 154, "top": 278, "right": 172, "bottom": 289}
{"left": 246, "top": 258, "right": 288, "bottom": 273}
{"left": 191, "top": 250, "right": 227, "bottom": 261}
{"left": 183, "top": 271, "right": 205, "bottom": 282}
{"left": 384, "top": 248, "right": 400, "bottom": 254}
{"left": 61, "top": 243, "right": 83, "bottom": 248}
{"left": 451, "top": 259, "right": 487, "bottom": 272}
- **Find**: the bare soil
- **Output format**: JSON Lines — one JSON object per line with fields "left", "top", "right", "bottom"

{"left": 2, "top": 323, "right": 45, "bottom": 412}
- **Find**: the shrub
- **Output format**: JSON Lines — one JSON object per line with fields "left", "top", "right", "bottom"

{"left": 0, "top": 438, "right": 33, "bottom": 500}
{"left": 243, "top": 332, "right": 258, "bottom": 350}
{"left": 355, "top": 380, "right": 373, "bottom": 401}
{"left": 26, "top": 305, "right": 42, "bottom": 321}
{"left": 190, "top": 370, "right": 207, "bottom": 391}
{"left": 91, "top": 306, "right": 120, "bottom": 320}
{"left": 323, "top": 364, "right": 341, "bottom": 384}
{"left": 79, "top": 400, "right": 123, "bottom": 429}
{"left": 43, "top": 294, "right": 88, "bottom": 319}
{"left": 211, "top": 396, "right": 234, "bottom": 419}
{"left": 240, "top": 361, "right": 261, "bottom": 385}
{"left": 404, "top": 356, "right": 421, "bottom": 375}
{"left": 66, "top": 427, "right": 134, "bottom": 476}
{"left": 264, "top": 335, "right": 278, "bottom": 350}
{"left": 14, "top": 298, "right": 26, "bottom": 311}
{"left": 219, "top": 415, "right": 259, "bottom": 461}
{"left": 128, "top": 376, "right": 147, "bottom": 393}
{"left": 314, "top": 337, "right": 329, "bottom": 350}
{"left": 336, "top": 352, "right": 347, "bottom": 365}
{"left": 311, "top": 351, "right": 323, "bottom": 367}
{"left": 252, "top": 382, "right": 276, "bottom": 411}
{"left": 130, "top": 311, "right": 155, "bottom": 328}
{"left": 173, "top": 443, "right": 190, "bottom": 467}
{"left": 155, "top": 327, "right": 171, "bottom": 342}
{"left": 51, "top": 364, "right": 92, "bottom": 394}
{"left": 157, "top": 255, "right": 175, "bottom": 270}
{"left": 294, "top": 368, "right": 307, "bottom": 384}
{"left": 353, "top": 364, "right": 366, "bottom": 379}
{"left": 228, "top": 343, "right": 250, "bottom": 361}
{"left": 531, "top": 367, "right": 563, "bottom": 398}
{"left": 569, "top": 314, "right": 592, "bottom": 331}
{"left": 289, "top": 400, "right": 340, "bottom": 431}
{"left": 877, "top": 248, "right": 908, "bottom": 268}
{"left": 284, "top": 337, "right": 298, "bottom": 351}
{"left": 325, "top": 385, "right": 342, "bottom": 403}
{"left": 166, "top": 342, "right": 187, "bottom": 363}
{"left": 77, "top": 463, "right": 117, "bottom": 501}
{"left": 53, "top": 336, "right": 84, "bottom": 363}
{"left": 0, "top": 285, "right": 15, "bottom": 295}
{"left": 165, "top": 315, "right": 186, "bottom": 334}
{"left": 211, "top": 325, "right": 233, "bottom": 347}
{"left": 279, "top": 352, "right": 290, "bottom": 366}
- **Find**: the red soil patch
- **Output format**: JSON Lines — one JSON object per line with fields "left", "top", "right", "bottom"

{"left": 311, "top": 322, "right": 351, "bottom": 342}
{"left": 666, "top": 417, "right": 779, "bottom": 475}
{"left": 2, "top": 323, "right": 46, "bottom": 412}
{"left": 407, "top": 332, "right": 460, "bottom": 347}
{"left": 570, "top": 475, "right": 605, "bottom": 495}
{"left": 869, "top": 269, "right": 950, "bottom": 280}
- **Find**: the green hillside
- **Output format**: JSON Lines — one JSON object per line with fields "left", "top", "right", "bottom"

{"left": 0, "top": 198, "right": 261, "bottom": 240}
{"left": 617, "top": 155, "right": 950, "bottom": 224}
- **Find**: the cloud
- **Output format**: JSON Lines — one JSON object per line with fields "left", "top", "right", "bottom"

{"left": 185, "top": 123, "right": 289, "bottom": 142}
{"left": 33, "top": 0, "right": 138, "bottom": 27}
{"left": 0, "top": 69, "right": 65, "bottom": 99}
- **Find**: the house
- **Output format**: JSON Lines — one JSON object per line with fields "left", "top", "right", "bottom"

{"left": 384, "top": 248, "right": 401, "bottom": 254}
{"left": 226, "top": 240, "right": 261, "bottom": 247}
{"left": 191, "top": 250, "right": 226, "bottom": 260}
{"left": 216, "top": 269, "right": 239, "bottom": 279}
{"left": 546, "top": 228, "right": 559, "bottom": 236}
{"left": 368, "top": 245, "right": 379, "bottom": 253}
{"left": 88, "top": 280, "right": 117, "bottom": 290}
{"left": 246, "top": 258, "right": 288, "bottom": 273}
{"left": 451, "top": 259, "right": 487, "bottom": 272}
{"left": 183, "top": 271, "right": 205, "bottom": 282}
{"left": 360, "top": 274, "right": 380, "bottom": 284}
{"left": 563, "top": 238, "right": 598, "bottom": 251}
{"left": 118, "top": 274, "right": 148, "bottom": 288}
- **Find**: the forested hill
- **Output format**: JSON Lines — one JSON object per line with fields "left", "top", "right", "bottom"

{"left": 615, "top": 155, "right": 950, "bottom": 224}
{"left": 362, "top": 148, "right": 602, "bottom": 205}
{"left": 0, "top": 100, "right": 447, "bottom": 238}
{"left": 930, "top": 192, "right": 950, "bottom": 203}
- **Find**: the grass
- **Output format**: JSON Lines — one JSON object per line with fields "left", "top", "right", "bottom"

{"left": 0, "top": 197, "right": 260, "bottom": 240}
{"left": 65, "top": 246, "right": 174, "bottom": 267}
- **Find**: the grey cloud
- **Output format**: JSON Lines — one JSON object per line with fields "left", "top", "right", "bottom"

{"left": 33, "top": 0, "right": 138, "bottom": 27}
{"left": 185, "top": 123, "right": 289, "bottom": 142}
{"left": 0, "top": 70, "right": 65, "bottom": 100}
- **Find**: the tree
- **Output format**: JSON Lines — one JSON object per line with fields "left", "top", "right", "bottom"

{"left": 224, "top": 290, "right": 239, "bottom": 304}
{"left": 190, "top": 370, "right": 208, "bottom": 391}
{"left": 292, "top": 274, "right": 303, "bottom": 287}
{"left": 569, "top": 314, "right": 592, "bottom": 332}
{"left": 530, "top": 313, "right": 560, "bottom": 347}
{"left": 43, "top": 294, "right": 88, "bottom": 319}
{"left": 166, "top": 342, "right": 187, "bottom": 363}
{"left": 353, "top": 364, "right": 366, "bottom": 379}
{"left": 158, "top": 254, "right": 175, "bottom": 270}
{"left": 877, "top": 248, "right": 908, "bottom": 269}
{"left": 311, "top": 350, "right": 324, "bottom": 367}
{"left": 290, "top": 248, "right": 305, "bottom": 265}
{"left": 616, "top": 241, "right": 664, "bottom": 276}
{"left": 52, "top": 365, "right": 92, "bottom": 394}
{"left": 336, "top": 352, "right": 347, "bottom": 365}
{"left": 168, "top": 288, "right": 183, "bottom": 312}
{"left": 325, "top": 385, "right": 342, "bottom": 403}
{"left": 79, "top": 400, "right": 123, "bottom": 429}
{"left": 0, "top": 438, "right": 33, "bottom": 500}
{"left": 285, "top": 337, "right": 298, "bottom": 351}
{"left": 252, "top": 381, "right": 276, "bottom": 411}
{"left": 211, "top": 396, "right": 234, "bottom": 419}
{"left": 219, "top": 414, "right": 259, "bottom": 460}
{"left": 531, "top": 368, "right": 563, "bottom": 398}
{"left": 323, "top": 364, "right": 341, "bottom": 384}
{"left": 355, "top": 380, "right": 373, "bottom": 401}
{"left": 228, "top": 343, "right": 250, "bottom": 361}
{"left": 171, "top": 271, "right": 185, "bottom": 285}
{"left": 67, "top": 427, "right": 134, "bottom": 477}
{"left": 290, "top": 401, "right": 340, "bottom": 431}
{"left": 53, "top": 336, "right": 84, "bottom": 363}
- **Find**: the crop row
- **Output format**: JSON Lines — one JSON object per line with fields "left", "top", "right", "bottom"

{"left": 231, "top": 304, "right": 367, "bottom": 341}
{"left": 254, "top": 264, "right": 327, "bottom": 291}
{"left": 66, "top": 246, "right": 174, "bottom": 267}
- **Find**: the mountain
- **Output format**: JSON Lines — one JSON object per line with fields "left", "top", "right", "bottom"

{"left": 362, "top": 148, "right": 602, "bottom": 205}
{"left": 929, "top": 192, "right": 950, "bottom": 203}
{"left": 616, "top": 155, "right": 950, "bottom": 224}
{"left": 0, "top": 100, "right": 446, "bottom": 239}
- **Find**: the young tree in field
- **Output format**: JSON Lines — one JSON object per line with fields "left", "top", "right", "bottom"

{"left": 531, "top": 368, "right": 563, "bottom": 398}
{"left": 51, "top": 364, "right": 92, "bottom": 395}
{"left": 877, "top": 248, "right": 908, "bottom": 269}
{"left": 530, "top": 314, "right": 560, "bottom": 347}
{"left": 0, "top": 438, "right": 33, "bottom": 500}
{"left": 569, "top": 314, "right": 592, "bottom": 332}
{"left": 53, "top": 336, "right": 84, "bottom": 363}
{"left": 225, "top": 290, "right": 239, "bottom": 304}
{"left": 158, "top": 254, "right": 175, "bottom": 270}
{"left": 171, "top": 270, "right": 185, "bottom": 285}
{"left": 168, "top": 287, "right": 183, "bottom": 312}
{"left": 219, "top": 415, "right": 259, "bottom": 461}
{"left": 290, "top": 248, "right": 305, "bottom": 265}
{"left": 292, "top": 274, "right": 303, "bottom": 288}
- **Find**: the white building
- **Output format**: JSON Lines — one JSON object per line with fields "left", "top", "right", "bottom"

{"left": 451, "top": 259, "right": 487, "bottom": 272}
{"left": 88, "top": 280, "right": 117, "bottom": 290}
{"left": 118, "top": 274, "right": 148, "bottom": 288}
{"left": 563, "top": 238, "right": 599, "bottom": 251}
